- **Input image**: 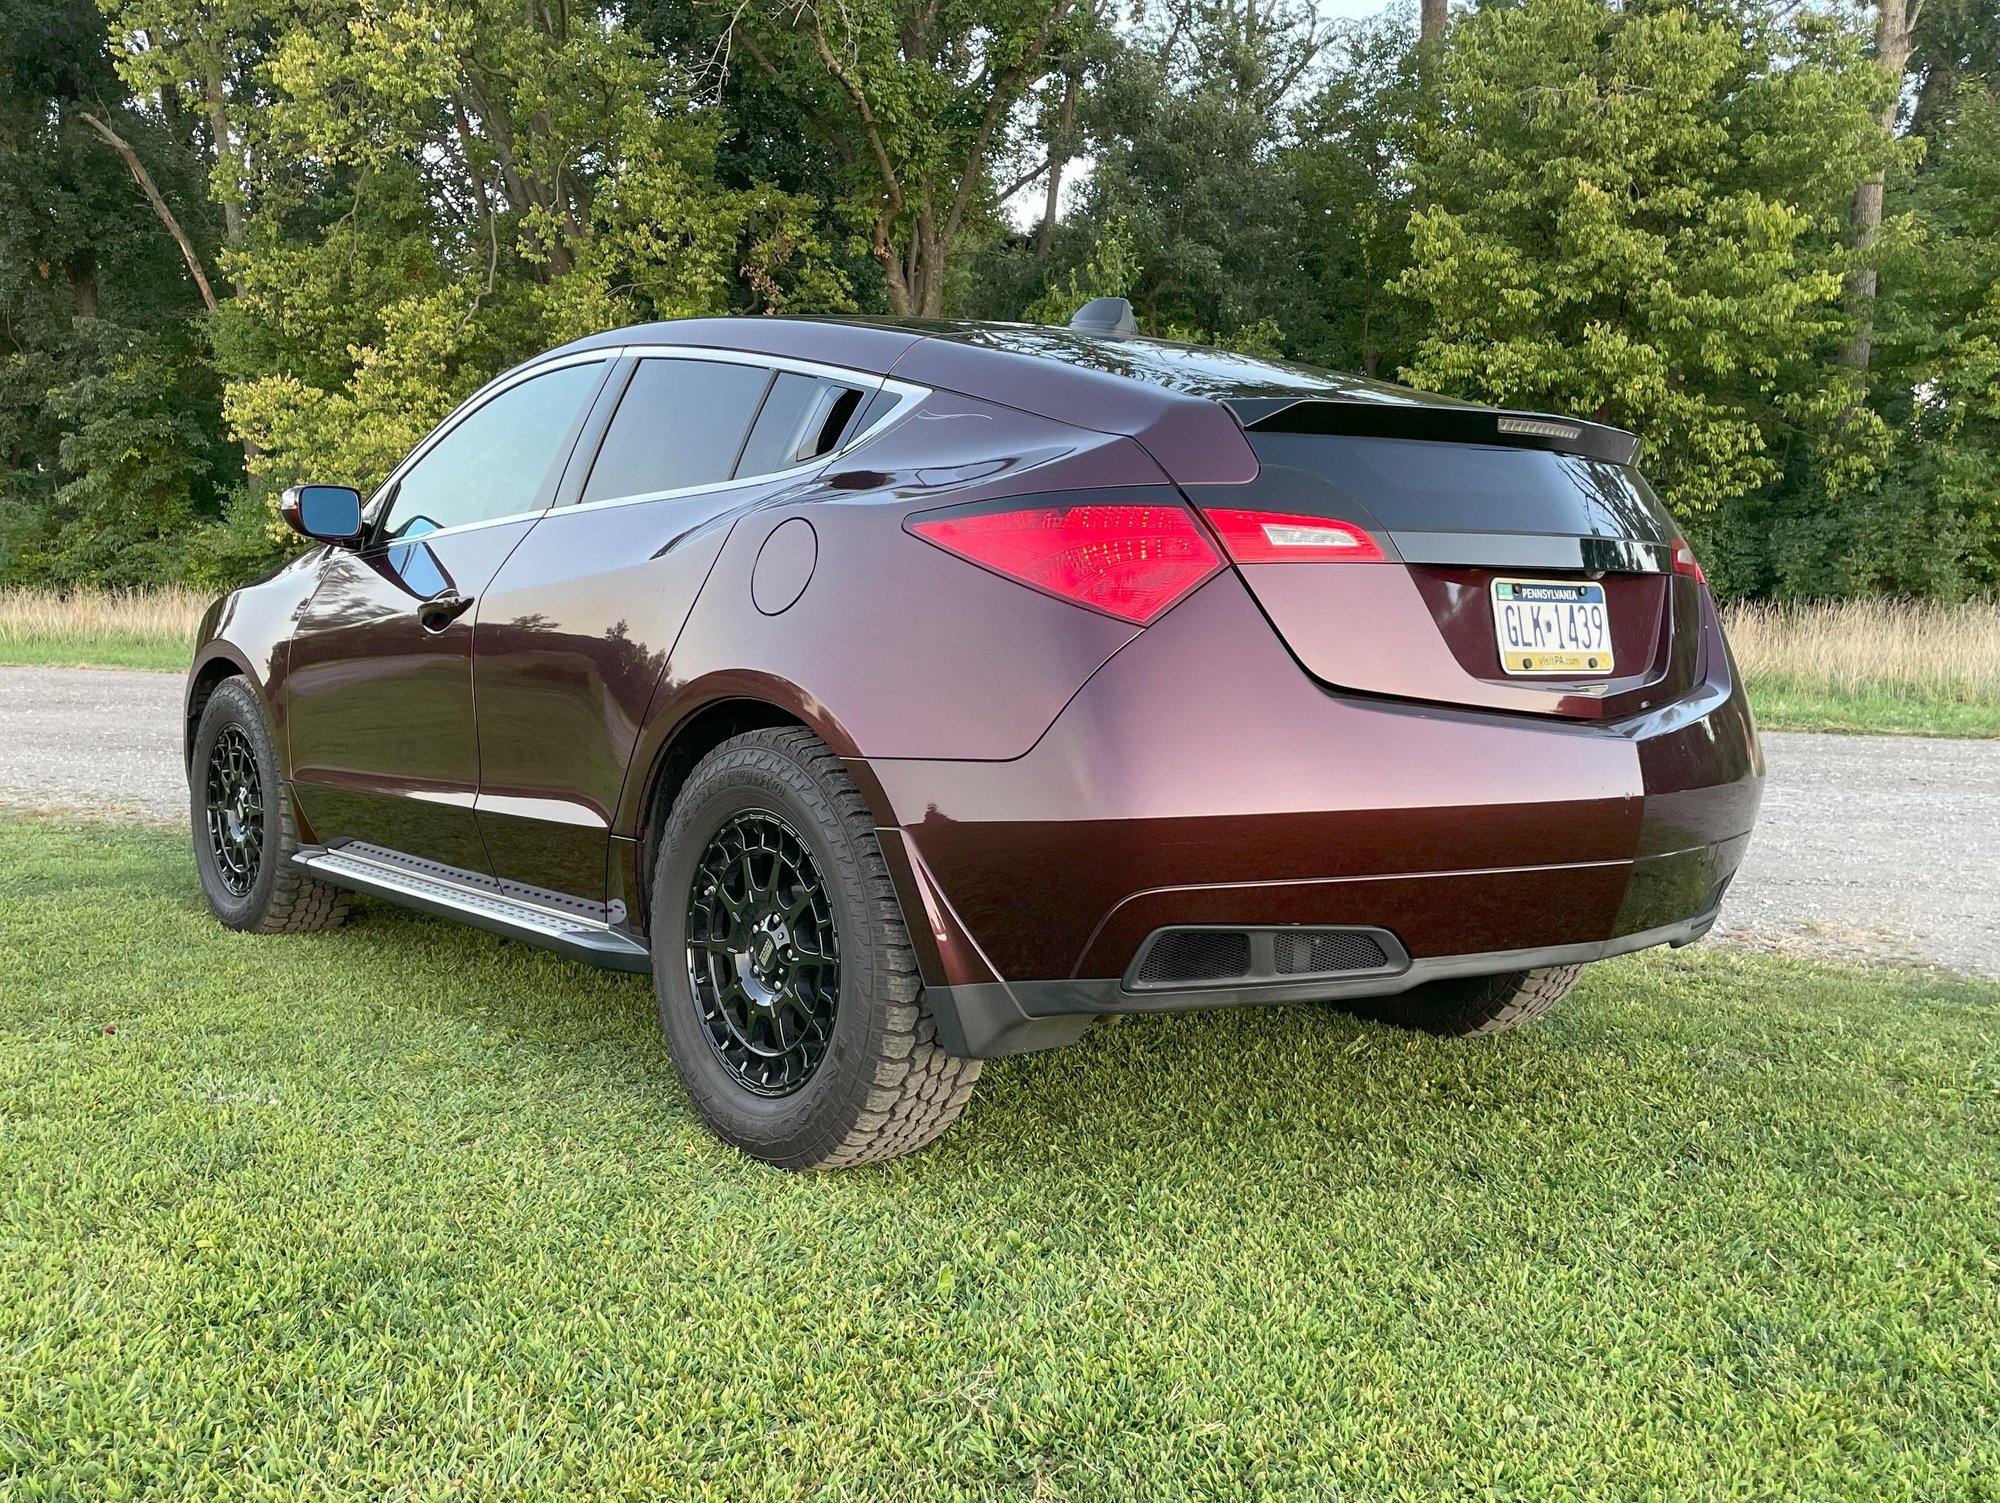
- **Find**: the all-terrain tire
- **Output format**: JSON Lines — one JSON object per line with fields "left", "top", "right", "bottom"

{"left": 651, "top": 727, "right": 981, "bottom": 1170}
{"left": 1344, "top": 964, "right": 1585, "bottom": 1038}
{"left": 189, "top": 677, "right": 350, "bottom": 934}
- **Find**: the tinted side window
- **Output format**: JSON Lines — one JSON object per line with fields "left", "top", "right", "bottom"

{"left": 383, "top": 362, "right": 603, "bottom": 539}
{"left": 735, "top": 373, "right": 869, "bottom": 478}
{"left": 581, "top": 358, "right": 772, "bottom": 503}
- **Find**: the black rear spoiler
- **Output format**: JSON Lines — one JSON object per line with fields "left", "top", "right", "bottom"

{"left": 1223, "top": 397, "right": 1641, "bottom": 467}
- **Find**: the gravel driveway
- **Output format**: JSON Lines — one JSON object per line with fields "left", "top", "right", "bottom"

{"left": 0, "top": 666, "right": 186, "bottom": 824}
{"left": 3, "top": 664, "right": 1995, "bottom": 976}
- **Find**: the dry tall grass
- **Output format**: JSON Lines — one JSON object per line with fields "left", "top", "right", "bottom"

{"left": 1721, "top": 599, "right": 2000, "bottom": 702}
{"left": 0, "top": 587, "right": 207, "bottom": 657}
{"left": 1, "top": 587, "right": 1995, "bottom": 708}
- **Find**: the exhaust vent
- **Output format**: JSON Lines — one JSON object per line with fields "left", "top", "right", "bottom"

{"left": 1127, "top": 926, "right": 1407, "bottom": 992}
{"left": 1133, "top": 931, "right": 1252, "bottom": 987}
{"left": 1273, "top": 929, "right": 1389, "bottom": 975}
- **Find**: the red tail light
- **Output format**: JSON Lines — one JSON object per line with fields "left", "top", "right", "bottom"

{"left": 1204, "top": 509, "right": 1386, "bottom": 564}
{"left": 1671, "top": 536, "right": 1706, "bottom": 585}
{"left": 907, "top": 502, "right": 1221, "bottom": 624}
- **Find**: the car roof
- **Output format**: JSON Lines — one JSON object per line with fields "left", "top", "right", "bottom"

{"left": 553, "top": 315, "right": 1454, "bottom": 408}
{"left": 545, "top": 315, "right": 1639, "bottom": 471}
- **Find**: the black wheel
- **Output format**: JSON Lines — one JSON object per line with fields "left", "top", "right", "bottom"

{"left": 189, "top": 677, "right": 350, "bottom": 934}
{"left": 651, "top": 727, "right": 981, "bottom": 1169}
{"left": 1343, "top": 964, "right": 1584, "bottom": 1038}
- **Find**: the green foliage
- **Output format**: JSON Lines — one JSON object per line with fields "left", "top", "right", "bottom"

{"left": 3, "top": 0, "right": 1996, "bottom": 600}
{"left": 1738, "top": 74, "right": 2000, "bottom": 600}
{"left": 1049, "top": 0, "right": 1320, "bottom": 343}
{"left": 728, "top": 0, "right": 1093, "bottom": 316}
{"left": 0, "top": 0, "right": 238, "bottom": 588}
{"left": 207, "top": 0, "right": 848, "bottom": 506}
{"left": 1395, "top": 0, "right": 1896, "bottom": 587}
{"left": 1020, "top": 219, "right": 1141, "bottom": 324}
{"left": 1285, "top": 17, "right": 1427, "bottom": 377}
{"left": 6, "top": 818, "right": 2000, "bottom": 1496}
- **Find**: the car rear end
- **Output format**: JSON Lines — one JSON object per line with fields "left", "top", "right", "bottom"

{"left": 866, "top": 387, "right": 1761, "bottom": 1057}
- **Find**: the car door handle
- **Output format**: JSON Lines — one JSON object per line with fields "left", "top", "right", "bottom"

{"left": 417, "top": 591, "right": 474, "bottom": 632}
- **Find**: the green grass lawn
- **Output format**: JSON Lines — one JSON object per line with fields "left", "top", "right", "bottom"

{"left": 3, "top": 820, "right": 1997, "bottom": 1499}
{"left": 1741, "top": 673, "right": 2000, "bottom": 739}
{"left": 0, "top": 636, "right": 190, "bottom": 672}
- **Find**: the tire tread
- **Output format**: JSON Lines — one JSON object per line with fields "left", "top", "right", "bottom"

{"left": 1348, "top": 963, "right": 1583, "bottom": 1038}
{"left": 657, "top": 728, "right": 980, "bottom": 1169}
{"left": 194, "top": 678, "right": 350, "bottom": 935}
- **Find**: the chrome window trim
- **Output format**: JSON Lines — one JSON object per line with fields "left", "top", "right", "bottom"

{"left": 357, "top": 344, "right": 928, "bottom": 544}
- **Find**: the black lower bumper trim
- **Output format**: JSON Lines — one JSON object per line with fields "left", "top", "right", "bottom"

{"left": 925, "top": 907, "right": 1721, "bottom": 1059}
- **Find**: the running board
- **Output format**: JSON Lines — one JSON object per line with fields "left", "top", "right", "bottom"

{"left": 292, "top": 845, "right": 652, "bottom": 974}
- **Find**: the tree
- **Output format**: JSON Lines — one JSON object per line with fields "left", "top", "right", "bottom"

{"left": 1906, "top": 0, "right": 2000, "bottom": 145}
{"left": 1841, "top": 0, "right": 1921, "bottom": 372}
{"left": 1396, "top": 0, "right": 1895, "bottom": 586}
{"left": 212, "top": 0, "right": 846, "bottom": 502}
{"left": 1286, "top": 16, "right": 1425, "bottom": 376}
{"left": 1791, "top": 76, "right": 2000, "bottom": 596}
{"left": 0, "top": 0, "right": 238, "bottom": 586}
{"left": 727, "top": 0, "right": 1094, "bottom": 316}
{"left": 96, "top": 0, "right": 266, "bottom": 295}
{"left": 1035, "top": 0, "right": 1322, "bottom": 341}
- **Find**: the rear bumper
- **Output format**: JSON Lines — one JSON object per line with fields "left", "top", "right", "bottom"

{"left": 858, "top": 571, "right": 1761, "bottom": 1049}
{"left": 928, "top": 901, "right": 1726, "bottom": 1058}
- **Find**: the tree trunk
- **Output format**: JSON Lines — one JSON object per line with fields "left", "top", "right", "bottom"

{"left": 1420, "top": 0, "right": 1447, "bottom": 44}
{"left": 76, "top": 111, "right": 220, "bottom": 314}
{"left": 202, "top": 68, "right": 245, "bottom": 296}
{"left": 1841, "top": 0, "right": 1917, "bottom": 372}
{"left": 1037, "top": 74, "right": 1079, "bottom": 258}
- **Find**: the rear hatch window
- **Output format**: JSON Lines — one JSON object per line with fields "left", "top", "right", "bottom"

{"left": 1247, "top": 432, "right": 1677, "bottom": 542}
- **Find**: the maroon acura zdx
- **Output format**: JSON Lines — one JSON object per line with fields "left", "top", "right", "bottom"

{"left": 184, "top": 300, "right": 1762, "bottom": 1168}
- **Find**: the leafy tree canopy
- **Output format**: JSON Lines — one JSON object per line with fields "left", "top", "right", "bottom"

{"left": 1395, "top": 0, "right": 1896, "bottom": 586}
{"left": 2, "top": 0, "right": 1994, "bottom": 599}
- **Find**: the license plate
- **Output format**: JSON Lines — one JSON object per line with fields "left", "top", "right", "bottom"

{"left": 1491, "top": 578, "right": 1614, "bottom": 676}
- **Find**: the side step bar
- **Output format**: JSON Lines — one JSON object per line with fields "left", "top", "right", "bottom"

{"left": 292, "top": 845, "right": 652, "bottom": 974}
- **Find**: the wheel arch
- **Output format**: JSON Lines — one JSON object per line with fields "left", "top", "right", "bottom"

{"left": 626, "top": 684, "right": 879, "bottom": 920}
{"left": 184, "top": 646, "right": 264, "bottom": 770}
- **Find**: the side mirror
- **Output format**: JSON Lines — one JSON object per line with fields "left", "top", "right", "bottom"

{"left": 280, "top": 484, "right": 365, "bottom": 546}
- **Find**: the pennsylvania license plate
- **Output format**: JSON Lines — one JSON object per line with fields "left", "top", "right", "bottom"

{"left": 1491, "top": 578, "right": 1615, "bottom": 676}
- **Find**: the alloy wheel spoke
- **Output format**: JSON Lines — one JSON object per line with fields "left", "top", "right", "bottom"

{"left": 685, "top": 809, "right": 840, "bottom": 1098}
{"left": 204, "top": 725, "right": 264, "bottom": 897}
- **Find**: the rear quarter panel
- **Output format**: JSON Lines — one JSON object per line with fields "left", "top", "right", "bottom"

{"left": 614, "top": 395, "right": 1176, "bottom": 835}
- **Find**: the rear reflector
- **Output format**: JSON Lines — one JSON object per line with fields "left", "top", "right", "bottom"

{"left": 1204, "top": 509, "right": 1387, "bottom": 564}
{"left": 907, "top": 503, "right": 1221, "bottom": 624}
{"left": 1671, "top": 536, "right": 1706, "bottom": 584}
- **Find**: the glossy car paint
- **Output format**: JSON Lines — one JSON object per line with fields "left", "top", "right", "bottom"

{"left": 186, "top": 315, "right": 1763, "bottom": 1040}
{"left": 286, "top": 521, "right": 535, "bottom": 872}
{"left": 862, "top": 572, "right": 1758, "bottom": 984}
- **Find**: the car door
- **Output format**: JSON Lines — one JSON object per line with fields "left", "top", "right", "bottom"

{"left": 469, "top": 352, "right": 883, "bottom": 910}
{"left": 285, "top": 355, "right": 613, "bottom": 872}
